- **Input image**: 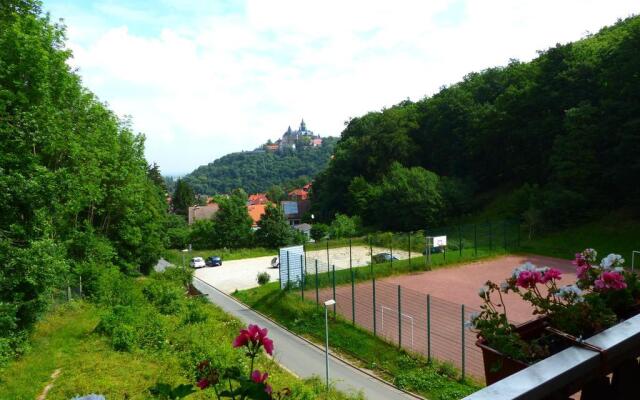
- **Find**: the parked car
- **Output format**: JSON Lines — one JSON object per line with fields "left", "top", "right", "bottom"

{"left": 205, "top": 256, "right": 222, "bottom": 267}
{"left": 372, "top": 253, "right": 399, "bottom": 263}
{"left": 189, "top": 257, "right": 206, "bottom": 268}
{"left": 423, "top": 246, "right": 443, "bottom": 255}
{"left": 270, "top": 257, "right": 280, "bottom": 269}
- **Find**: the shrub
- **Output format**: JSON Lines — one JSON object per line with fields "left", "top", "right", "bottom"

{"left": 142, "top": 279, "right": 185, "bottom": 315}
{"left": 257, "top": 272, "right": 270, "bottom": 286}
{"left": 111, "top": 324, "right": 137, "bottom": 352}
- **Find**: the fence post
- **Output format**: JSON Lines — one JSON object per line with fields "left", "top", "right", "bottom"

{"left": 474, "top": 224, "right": 478, "bottom": 257}
{"left": 461, "top": 304, "right": 466, "bottom": 380}
{"left": 300, "top": 254, "right": 304, "bottom": 300}
{"left": 326, "top": 239, "right": 330, "bottom": 267}
{"left": 408, "top": 232, "right": 411, "bottom": 267}
{"left": 503, "top": 220, "right": 507, "bottom": 250}
{"left": 427, "top": 294, "right": 431, "bottom": 362}
{"left": 315, "top": 260, "right": 319, "bottom": 307}
{"left": 489, "top": 222, "right": 493, "bottom": 251}
{"left": 351, "top": 264, "right": 355, "bottom": 325}
{"left": 390, "top": 240, "right": 393, "bottom": 269}
{"left": 459, "top": 226, "right": 463, "bottom": 257}
{"left": 332, "top": 264, "right": 336, "bottom": 315}
{"left": 398, "top": 285, "right": 402, "bottom": 348}
{"left": 369, "top": 235, "right": 373, "bottom": 266}
{"left": 286, "top": 251, "right": 291, "bottom": 289}
{"left": 79, "top": 275, "right": 83, "bottom": 298}
{"left": 372, "top": 263, "right": 377, "bottom": 337}
{"left": 517, "top": 219, "right": 521, "bottom": 248}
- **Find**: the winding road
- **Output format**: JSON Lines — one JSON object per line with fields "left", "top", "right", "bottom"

{"left": 191, "top": 277, "right": 418, "bottom": 400}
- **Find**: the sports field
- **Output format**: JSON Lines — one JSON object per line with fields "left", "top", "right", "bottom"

{"left": 316, "top": 254, "right": 576, "bottom": 380}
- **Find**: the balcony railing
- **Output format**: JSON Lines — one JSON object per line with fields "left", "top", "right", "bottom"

{"left": 464, "top": 313, "right": 640, "bottom": 399}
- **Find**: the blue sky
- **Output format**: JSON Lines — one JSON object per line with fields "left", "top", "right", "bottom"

{"left": 44, "top": 0, "right": 638, "bottom": 175}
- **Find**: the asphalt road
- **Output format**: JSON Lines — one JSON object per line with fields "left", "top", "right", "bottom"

{"left": 191, "top": 277, "right": 417, "bottom": 400}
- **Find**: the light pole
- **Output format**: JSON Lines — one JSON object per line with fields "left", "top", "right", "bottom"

{"left": 181, "top": 249, "right": 188, "bottom": 268}
{"left": 324, "top": 298, "right": 336, "bottom": 393}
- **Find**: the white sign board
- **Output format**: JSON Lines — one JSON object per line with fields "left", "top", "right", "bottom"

{"left": 279, "top": 245, "right": 305, "bottom": 289}
{"left": 433, "top": 235, "right": 447, "bottom": 247}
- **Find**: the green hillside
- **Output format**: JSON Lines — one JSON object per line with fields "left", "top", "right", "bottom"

{"left": 183, "top": 137, "right": 338, "bottom": 194}
{"left": 312, "top": 15, "right": 640, "bottom": 232}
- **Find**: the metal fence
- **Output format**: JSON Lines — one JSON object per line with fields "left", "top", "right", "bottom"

{"left": 281, "top": 219, "right": 521, "bottom": 381}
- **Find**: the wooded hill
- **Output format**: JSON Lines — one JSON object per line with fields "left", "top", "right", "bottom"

{"left": 183, "top": 137, "right": 338, "bottom": 194}
{"left": 312, "top": 16, "right": 640, "bottom": 232}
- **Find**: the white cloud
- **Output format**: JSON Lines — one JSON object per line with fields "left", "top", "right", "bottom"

{"left": 53, "top": 0, "right": 638, "bottom": 175}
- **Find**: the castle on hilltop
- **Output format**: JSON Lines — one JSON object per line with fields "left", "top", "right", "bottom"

{"left": 264, "top": 119, "right": 323, "bottom": 152}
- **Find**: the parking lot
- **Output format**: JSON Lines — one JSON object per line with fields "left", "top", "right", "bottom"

{"left": 194, "top": 245, "right": 421, "bottom": 293}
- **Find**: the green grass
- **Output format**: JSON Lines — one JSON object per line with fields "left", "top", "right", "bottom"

{"left": 234, "top": 284, "right": 481, "bottom": 400}
{"left": 0, "top": 282, "right": 360, "bottom": 400}
{"left": 518, "top": 212, "right": 640, "bottom": 261}
{"left": 164, "top": 247, "right": 276, "bottom": 266}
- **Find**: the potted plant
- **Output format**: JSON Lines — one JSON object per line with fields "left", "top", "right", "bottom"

{"left": 472, "top": 249, "right": 639, "bottom": 384}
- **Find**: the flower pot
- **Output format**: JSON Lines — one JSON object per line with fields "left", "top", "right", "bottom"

{"left": 476, "top": 317, "right": 548, "bottom": 384}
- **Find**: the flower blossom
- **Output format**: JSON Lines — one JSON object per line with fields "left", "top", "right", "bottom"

{"left": 197, "top": 378, "right": 210, "bottom": 390}
{"left": 512, "top": 262, "right": 537, "bottom": 279}
{"left": 233, "top": 324, "right": 274, "bottom": 355}
{"left": 478, "top": 285, "right": 489, "bottom": 299}
{"left": 557, "top": 284, "right": 584, "bottom": 302}
{"left": 540, "top": 268, "right": 562, "bottom": 283}
{"left": 594, "top": 271, "right": 627, "bottom": 291}
{"left": 600, "top": 254, "right": 625, "bottom": 270}
{"left": 251, "top": 370, "right": 272, "bottom": 395}
{"left": 516, "top": 270, "right": 543, "bottom": 288}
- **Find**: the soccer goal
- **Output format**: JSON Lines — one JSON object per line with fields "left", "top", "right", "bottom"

{"left": 380, "top": 305, "right": 414, "bottom": 348}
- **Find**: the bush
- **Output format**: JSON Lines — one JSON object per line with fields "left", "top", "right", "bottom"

{"left": 111, "top": 324, "right": 137, "bottom": 352}
{"left": 257, "top": 272, "right": 271, "bottom": 286}
{"left": 142, "top": 279, "right": 185, "bottom": 315}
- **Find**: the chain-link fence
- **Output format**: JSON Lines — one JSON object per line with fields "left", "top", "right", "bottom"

{"left": 282, "top": 219, "right": 520, "bottom": 381}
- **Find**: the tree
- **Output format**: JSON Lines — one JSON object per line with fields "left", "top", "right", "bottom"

{"left": 172, "top": 179, "right": 195, "bottom": 217}
{"left": 147, "top": 162, "right": 168, "bottom": 194}
{"left": 213, "top": 189, "right": 253, "bottom": 248}
{"left": 310, "top": 223, "right": 329, "bottom": 241}
{"left": 329, "top": 214, "right": 361, "bottom": 239}
{"left": 266, "top": 185, "right": 286, "bottom": 203}
{"left": 255, "top": 204, "right": 296, "bottom": 248}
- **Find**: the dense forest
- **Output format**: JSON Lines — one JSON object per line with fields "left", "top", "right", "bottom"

{"left": 312, "top": 15, "right": 640, "bottom": 232}
{"left": 182, "top": 137, "right": 338, "bottom": 194}
{"left": 0, "top": 1, "right": 167, "bottom": 363}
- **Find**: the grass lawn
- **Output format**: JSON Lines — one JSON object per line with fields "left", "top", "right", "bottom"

{"left": 0, "top": 299, "right": 359, "bottom": 400}
{"left": 518, "top": 212, "right": 640, "bottom": 261}
{"left": 164, "top": 247, "right": 276, "bottom": 266}
{"left": 234, "top": 284, "right": 481, "bottom": 400}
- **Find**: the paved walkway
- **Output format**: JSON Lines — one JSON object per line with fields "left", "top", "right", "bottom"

{"left": 191, "top": 277, "right": 417, "bottom": 400}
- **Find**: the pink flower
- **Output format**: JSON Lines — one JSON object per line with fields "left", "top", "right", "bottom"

{"left": 540, "top": 268, "right": 562, "bottom": 283}
{"left": 594, "top": 271, "right": 627, "bottom": 291}
{"left": 516, "top": 270, "right": 542, "bottom": 288}
{"left": 251, "top": 370, "right": 269, "bottom": 384}
{"left": 233, "top": 324, "right": 274, "bottom": 355}
{"left": 197, "top": 378, "right": 210, "bottom": 390}
{"left": 262, "top": 336, "right": 274, "bottom": 355}
{"left": 576, "top": 263, "right": 591, "bottom": 280}
{"left": 573, "top": 252, "right": 587, "bottom": 267}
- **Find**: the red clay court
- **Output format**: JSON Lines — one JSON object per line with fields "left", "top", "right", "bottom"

{"left": 316, "top": 254, "right": 576, "bottom": 381}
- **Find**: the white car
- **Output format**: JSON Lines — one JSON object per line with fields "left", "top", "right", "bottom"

{"left": 190, "top": 257, "right": 206, "bottom": 269}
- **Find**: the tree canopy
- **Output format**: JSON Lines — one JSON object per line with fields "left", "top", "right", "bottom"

{"left": 0, "top": 0, "right": 167, "bottom": 361}
{"left": 183, "top": 138, "right": 338, "bottom": 195}
{"left": 313, "top": 16, "right": 640, "bottom": 230}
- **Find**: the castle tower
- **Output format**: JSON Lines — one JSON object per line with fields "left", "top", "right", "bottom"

{"left": 299, "top": 118, "right": 306, "bottom": 133}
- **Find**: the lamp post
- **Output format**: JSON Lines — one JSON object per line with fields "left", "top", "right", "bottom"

{"left": 324, "top": 299, "right": 336, "bottom": 393}
{"left": 181, "top": 249, "right": 188, "bottom": 268}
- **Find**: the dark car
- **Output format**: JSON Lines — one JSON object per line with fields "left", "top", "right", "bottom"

{"left": 372, "top": 253, "right": 399, "bottom": 263}
{"left": 205, "top": 256, "right": 222, "bottom": 267}
{"left": 423, "top": 246, "right": 443, "bottom": 255}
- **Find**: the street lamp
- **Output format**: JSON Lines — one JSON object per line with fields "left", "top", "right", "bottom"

{"left": 323, "top": 299, "right": 336, "bottom": 393}
{"left": 181, "top": 249, "right": 188, "bottom": 268}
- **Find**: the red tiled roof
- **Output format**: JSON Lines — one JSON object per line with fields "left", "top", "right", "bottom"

{"left": 247, "top": 204, "right": 267, "bottom": 226}
{"left": 248, "top": 193, "right": 268, "bottom": 205}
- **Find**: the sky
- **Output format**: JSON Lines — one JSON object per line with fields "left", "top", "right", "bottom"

{"left": 43, "top": 0, "right": 638, "bottom": 176}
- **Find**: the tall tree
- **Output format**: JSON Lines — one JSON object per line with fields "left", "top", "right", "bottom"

{"left": 214, "top": 189, "right": 253, "bottom": 248}
{"left": 172, "top": 178, "right": 195, "bottom": 217}
{"left": 255, "top": 204, "right": 296, "bottom": 248}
